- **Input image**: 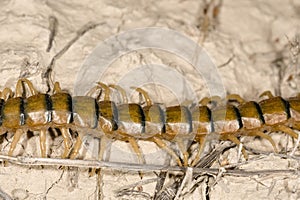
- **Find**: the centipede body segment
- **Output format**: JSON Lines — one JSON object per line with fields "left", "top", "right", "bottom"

{"left": 0, "top": 78, "right": 300, "bottom": 168}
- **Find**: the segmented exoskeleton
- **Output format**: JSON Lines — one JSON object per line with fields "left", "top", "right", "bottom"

{"left": 1, "top": 79, "right": 300, "bottom": 168}
{"left": 132, "top": 88, "right": 300, "bottom": 166}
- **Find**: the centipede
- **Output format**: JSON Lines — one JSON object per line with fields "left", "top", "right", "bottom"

{"left": 0, "top": 78, "right": 300, "bottom": 169}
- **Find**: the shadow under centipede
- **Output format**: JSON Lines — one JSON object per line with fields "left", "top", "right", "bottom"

{"left": 26, "top": 130, "right": 34, "bottom": 139}
{"left": 50, "top": 128, "right": 61, "bottom": 139}
{"left": 0, "top": 134, "right": 4, "bottom": 146}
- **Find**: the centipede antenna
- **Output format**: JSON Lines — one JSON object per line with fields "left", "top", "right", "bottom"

{"left": 132, "top": 87, "right": 152, "bottom": 107}
{"left": 109, "top": 84, "right": 128, "bottom": 103}
{"left": 97, "top": 82, "right": 111, "bottom": 101}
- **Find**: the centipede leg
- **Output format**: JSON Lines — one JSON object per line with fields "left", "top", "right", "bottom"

{"left": 191, "top": 135, "right": 206, "bottom": 167}
{"left": 273, "top": 125, "right": 298, "bottom": 139}
{"left": 176, "top": 140, "right": 189, "bottom": 166}
{"left": 16, "top": 78, "right": 38, "bottom": 96}
{"left": 226, "top": 94, "right": 245, "bottom": 104}
{"left": 199, "top": 96, "right": 222, "bottom": 106}
{"left": 89, "top": 136, "right": 108, "bottom": 177}
{"left": 39, "top": 129, "right": 47, "bottom": 157}
{"left": 70, "top": 134, "right": 82, "bottom": 159}
{"left": 132, "top": 87, "right": 152, "bottom": 106}
{"left": 220, "top": 134, "right": 248, "bottom": 160}
{"left": 293, "top": 122, "right": 300, "bottom": 130}
{"left": 151, "top": 137, "right": 183, "bottom": 166}
{"left": 127, "top": 137, "right": 145, "bottom": 164}
{"left": 246, "top": 130, "right": 278, "bottom": 153}
{"left": 98, "top": 136, "right": 107, "bottom": 162}
{"left": 289, "top": 125, "right": 300, "bottom": 156}
{"left": 110, "top": 84, "right": 128, "bottom": 103}
{"left": 61, "top": 128, "right": 73, "bottom": 158}
{"left": 8, "top": 129, "right": 23, "bottom": 157}
{"left": 0, "top": 88, "right": 13, "bottom": 100}
{"left": 127, "top": 137, "right": 146, "bottom": 179}
{"left": 259, "top": 91, "right": 274, "bottom": 99}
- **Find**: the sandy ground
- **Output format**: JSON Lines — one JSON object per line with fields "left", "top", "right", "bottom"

{"left": 0, "top": 0, "right": 300, "bottom": 199}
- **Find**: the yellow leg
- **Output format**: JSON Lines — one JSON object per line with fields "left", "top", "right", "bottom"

{"left": 22, "top": 78, "right": 38, "bottom": 95}
{"left": 199, "top": 96, "right": 222, "bottom": 106}
{"left": 226, "top": 94, "right": 245, "bottom": 104}
{"left": 127, "top": 137, "right": 145, "bottom": 179}
{"left": 273, "top": 124, "right": 298, "bottom": 139}
{"left": 191, "top": 135, "right": 206, "bottom": 167}
{"left": 53, "top": 82, "right": 62, "bottom": 94}
{"left": 151, "top": 137, "right": 183, "bottom": 166}
{"left": 97, "top": 82, "right": 111, "bottom": 101}
{"left": 86, "top": 85, "right": 99, "bottom": 97}
{"left": 8, "top": 129, "right": 23, "bottom": 157}
{"left": 61, "top": 128, "right": 73, "bottom": 158}
{"left": 89, "top": 136, "right": 108, "bottom": 177}
{"left": 39, "top": 129, "right": 47, "bottom": 157}
{"left": 221, "top": 134, "right": 248, "bottom": 160}
{"left": 259, "top": 91, "right": 274, "bottom": 99}
{"left": 176, "top": 140, "right": 189, "bottom": 167}
{"left": 109, "top": 84, "right": 128, "bottom": 103}
{"left": 293, "top": 122, "right": 300, "bottom": 130}
{"left": 98, "top": 136, "right": 107, "bottom": 162}
{"left": 127, "top": 137, "right": 145, "bottom": 164}
{"left": 132, "top": 87, "right": 152, "bottom": 106}
{"left": 70, "top": 134, "right": 82, "bottom": 159}
{"left": 246, "top": 130, "right": 278, "bottom": 153}
{"left": 0, "top": 88, "right": 13, "bottom": 100}
{"left": 15, "top": 78, "right": 38, "bottom": 97}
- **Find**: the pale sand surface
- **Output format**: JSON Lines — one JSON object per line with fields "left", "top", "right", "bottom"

{"left": 0, "top": 0, "right": 299, "bottom": 199}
